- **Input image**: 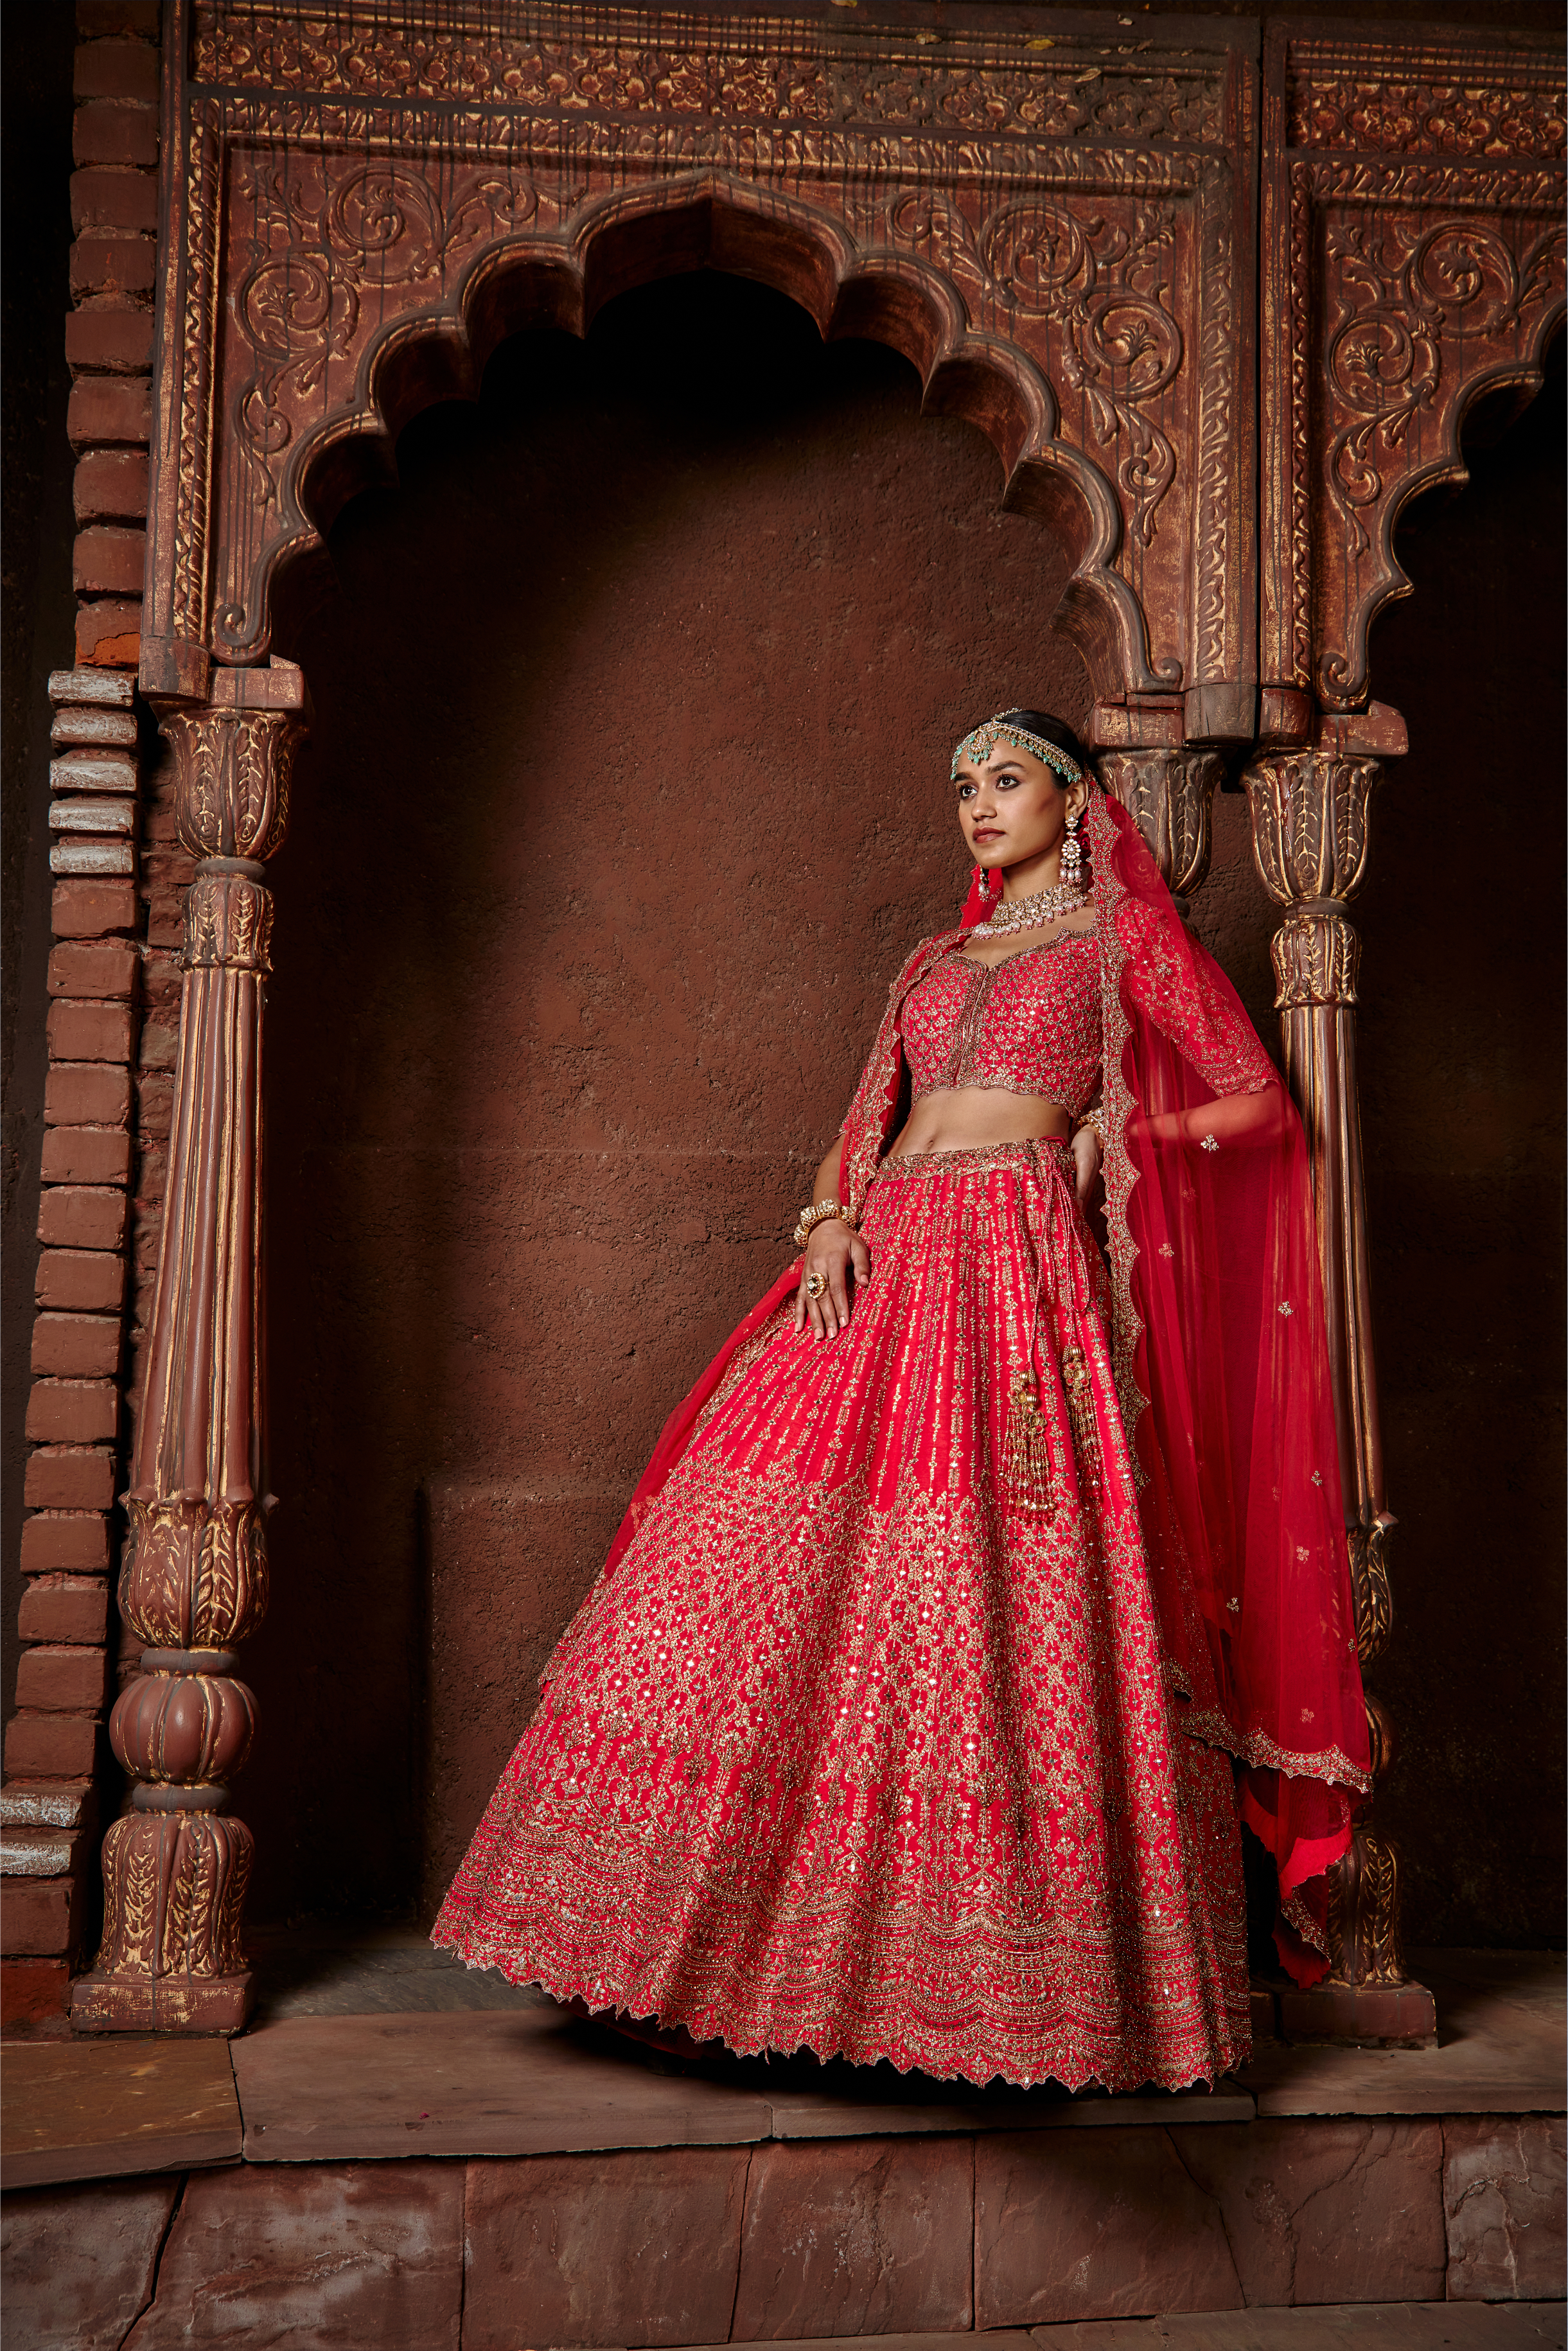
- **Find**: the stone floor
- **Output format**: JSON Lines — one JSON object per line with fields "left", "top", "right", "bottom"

{"left": 1, "top": 1942, "right": 1562, "bottom": 2347}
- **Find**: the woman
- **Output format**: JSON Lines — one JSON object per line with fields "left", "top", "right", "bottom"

{"left": 434, "top": 710, "right": 1369, "bottom": 2091}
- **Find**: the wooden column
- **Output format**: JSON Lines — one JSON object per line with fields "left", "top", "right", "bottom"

{"left": 1098, "top": 748, "right": 1227, "bottom": 907}
{"left": 1243, "top": 744, "right": 1434, "bottom": 2042}
{"left": 71, "top": 669, "right": 305, "bottom": 2035}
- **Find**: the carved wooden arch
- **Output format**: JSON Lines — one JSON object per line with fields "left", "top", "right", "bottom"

{"left": 141, "top": 0, "right": 1264, "bottom": 735}
{"left": 220, "top": 173, "right": 1170, "bottom": 707}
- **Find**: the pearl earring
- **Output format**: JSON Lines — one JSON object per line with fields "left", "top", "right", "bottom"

{"left": 1060, "top": 807, "right": 1084, "bottom": 887}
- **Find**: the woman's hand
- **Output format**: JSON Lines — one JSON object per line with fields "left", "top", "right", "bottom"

{"left": 1070, "top": 1123, "right": 1103, "bottom": 1209}
{"left": 793, "top": 1217, "right": 872, "bottom": 1341}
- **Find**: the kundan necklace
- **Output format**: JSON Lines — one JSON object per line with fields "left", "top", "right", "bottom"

{"left": 969, "top": 877, "right": 1091, "bottom": 938}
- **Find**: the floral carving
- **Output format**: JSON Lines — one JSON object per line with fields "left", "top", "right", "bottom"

{"left": 1270, "top": 912, "right": 1362, "bottom": 1012}
{"left": 93, "top": 1813, "right": 254, "bottom": 1983}
{"left": 121, "top": 1499, "right": 271, "bottom": 1652}
{"left": 1289, "top": 58, "right": 1567, "bottom": 160}
{"left": 982, "top": 198, "right": 1183, "bottom": 543}
{"left": 184, "top": 870, "right": 275, "bottom": 973}
{"left": 161, "top": 705, "right": 301, "bottom": 862}
{"left": 1098, "top": 750, "right": 1224, "bottom": 899}
{"left": 1243, "top": 752, "right": 1382, "bottom": 908}
{"left": 192, "top": 8, "right": 1224, "bottom": 143}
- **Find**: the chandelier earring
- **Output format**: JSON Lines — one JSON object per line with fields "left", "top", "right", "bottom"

{"left": 976, "top": 865, "right": 1001, "bottom": 903}
{"left": 1060, "top": 804, "right": 1084, "bottom": 889}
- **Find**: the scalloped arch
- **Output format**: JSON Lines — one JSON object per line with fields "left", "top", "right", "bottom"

{"left": 228, "top": 175, "right": 1161, "bottom": 705}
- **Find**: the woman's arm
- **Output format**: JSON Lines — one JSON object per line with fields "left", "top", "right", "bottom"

{"left": 792, "top": 1138, "right": 872, "bottom": 1343}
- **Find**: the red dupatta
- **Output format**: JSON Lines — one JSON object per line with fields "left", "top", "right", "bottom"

{"left": 603, "top": 787, "right": 1368, "bottom": 1978}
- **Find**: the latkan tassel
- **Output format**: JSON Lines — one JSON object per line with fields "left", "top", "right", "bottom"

{"left": 1003, "top": 1371, "right": 1059, "bottom": 1515}
{"left": 1060, "top": 1345, "right": 1103, "bottom": 1490}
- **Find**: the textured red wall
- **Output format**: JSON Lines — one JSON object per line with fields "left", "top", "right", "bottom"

{"left": 256, "top": 270, "right": 1563, "bottom": 1948}
{"left": 257, "top": 274, "right": 1091, "bottom": 1921}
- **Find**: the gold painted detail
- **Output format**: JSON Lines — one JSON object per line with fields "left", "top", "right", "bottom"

{"left": 183, "top": 870, "right": 275, "bottom": 974}
{"left": 1099, "top": 749, "right": 1225, "bottom": 899}
{"left": 191, "top": 6, "right": 1228, "bottom": 143}
{"left": 1348, "top": 1513, "right": 1396, "bottom": 1668}
{"left": 93, "top": 1811, "right": 254, "bottom": 1982}
{"left": 121, "top": 1498, "right": 271, "bottom": 1653}
{"left": 1287, "top": 45, "right": 1566, "bottom": 159}
{"left": 162, "top": 706, "right": 301, "bottom": 863}
{"left": 1270, "top": 911, "right": 1361, "bottom": 1010}
{"left": 1325, "top": 1819, "right": 1406, "bottom": 1987}
{"left": 1243, "top": 752, "right": 1382, "bottom": 908}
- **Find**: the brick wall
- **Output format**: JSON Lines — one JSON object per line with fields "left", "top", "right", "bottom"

{"left": 1, "top": 0, "right": 166, "bottom": 2034}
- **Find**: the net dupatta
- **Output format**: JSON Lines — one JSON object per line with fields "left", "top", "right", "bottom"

{"left": 1088, "top": 788, "right": 1370, "bottom": 1977}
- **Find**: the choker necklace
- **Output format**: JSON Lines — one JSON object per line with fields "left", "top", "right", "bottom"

{"left": 969, "top": 878, "right": 1091, "bottom": 938}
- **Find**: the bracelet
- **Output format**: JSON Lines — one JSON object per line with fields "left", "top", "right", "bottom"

{"left": 1073, "top": 1107, "right": 1106, "bottom": 1150}
{"left": 793, "top": 1198, "right": 855, "bottom": 1251}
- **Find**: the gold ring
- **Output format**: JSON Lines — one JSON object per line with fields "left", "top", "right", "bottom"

{"left": 805, "top": 1271, "right": 828, "bottom": 1300}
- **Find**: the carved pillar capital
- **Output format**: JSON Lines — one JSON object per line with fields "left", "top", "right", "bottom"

{"left": 1244, "top": 748, "right": 1381, "bottom": 910}
{"left": 183, "top": 870, "right": 274, "bottom": 973}
{"left": 161, "top": 703, "right": 303, "bottom": 865}
{"left": 1271, "top": 910, "right": 1362, "bottom": 1010}
{"left": 1098, "top": 748, "right": 1226, "bottom": 899}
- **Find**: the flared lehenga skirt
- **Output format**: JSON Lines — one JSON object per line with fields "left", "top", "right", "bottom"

{"left": 434, "top": 1138, "right": 1251, "bottom": 2090}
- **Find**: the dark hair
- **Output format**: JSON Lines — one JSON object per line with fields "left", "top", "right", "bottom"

{"left": 992, "top": 709, "right": 1089, "bottom": 777}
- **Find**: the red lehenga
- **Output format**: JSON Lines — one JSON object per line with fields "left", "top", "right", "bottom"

{"left": 434, "top": 791, "right": 1369, "bottom": 2090}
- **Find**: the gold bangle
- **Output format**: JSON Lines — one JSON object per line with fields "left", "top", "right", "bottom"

{"left": 792, "top": 1198, "right": 855, "bottom": 1251}
{"left": 1073, "top": 1108, "right": 1106, "bottom": 1150}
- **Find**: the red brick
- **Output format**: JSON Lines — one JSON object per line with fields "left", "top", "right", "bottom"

{"left": 46, "top": 1061, "right": 131, "bottom": 1126}
{"left": 18, "top": 1576, "right": 110, "bottom": 1646}
{"left": 26, "top": 1380, "right": 119, "bottom": 1445}
{"left": 24, "top": 1449, "right": 116, "bottom": 1513}
{"left": 21, "top": 1512, "right": 111, "bottom": 1573}
{"left": 74, "top": 524, "right": 146, "bottom": 596}
{"left": 48, "top": 939, "right": 138, "bottom": 999}
{"left": 65, "top": 300, "right": 155, "bottom": 369}
{"left": 0, "top": 1957, "right": 71, "bottom": 2029}
{"left": 48, "top": 664, "right": 133, "bottom": 707}
{"left": 66, "top": 368, "right": 152, "bottom": 445}
{"left": 137, "top": 1019, "right": 177, "bottom": 1071}
{"left": 38, "top": 1186, "right": 129, "bottom": 1251}
{"left": 75, "top": 38, "right": 159, "bottom": 101}
{"left": 3, "top": 1709, "right": 98, "bottom": 1783}
{"left": 31, "top": 1316, "right": 121, "bottom": 1378}
{"left": 69, "top": 236, "right": 155, "bottom": 306}
{"left": 46, "top": 999, "right": 134, "bottom": 1063}
{"left": 73, "top": 102, "right": 158, "bottom": 169}
{"left": 15, "top": 1645, "right": 109, "bottom": 1713}
{"left": 76, "top": 0, "right": 163, "bottom": 36}
{"left": 40, "top": 1127, "right": 132, "bottom": 1185}
{"left": 74, "top": 446, "right": 149, "bottom": 522}
{"left": 75, "top": 599, "right": 142, "bottom": 666}
{"left": 35, "top": 1250, "right": 126, "bottom": 1313}
{"left": 53, "top": 876, "right": 138, "bottom": 935}
{"left": 0, "top": 1871, "right": 84, "bottom": 1957}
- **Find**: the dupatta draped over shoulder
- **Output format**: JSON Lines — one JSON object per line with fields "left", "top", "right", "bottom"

{"left": 607, "top": 788, "right": 1369, "bottom": 1976}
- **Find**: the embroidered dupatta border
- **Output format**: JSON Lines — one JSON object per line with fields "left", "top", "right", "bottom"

{"left": 1086, "top": 791, "right": 1154, "bottom": 1476}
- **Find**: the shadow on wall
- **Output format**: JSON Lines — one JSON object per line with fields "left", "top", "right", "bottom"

{"left": 253, "top": 269, "right": 1089, "bottom": 1925}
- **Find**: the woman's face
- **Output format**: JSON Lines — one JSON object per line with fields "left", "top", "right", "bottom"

{"left": 953, "top": 737, "right": 1088, "bottom": 882}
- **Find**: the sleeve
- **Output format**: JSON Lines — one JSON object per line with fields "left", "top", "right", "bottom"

{"left": 1116, "top": 897, "right": 1278, "bottom": 1100}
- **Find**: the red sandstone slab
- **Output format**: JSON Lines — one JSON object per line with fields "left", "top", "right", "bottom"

{"left": 231, "top": 2010, "right": 773, "bottom": 2162}
{"left": 121, "top": 2161, "right": 461, "bottom": 2351}
{"left": 1244, "top": 1951, "right": 1566, "bottom": 2118}
{"left": 767, "top": 2079, "right": 1255, "bottom": 2138}
{"left": 1444, "top": 2115, "right": 1567, "bottom": 2302}
{"left": 0, "top": 2174, "right": 181, "bottom": 2351}
{"left": 464, "top": 2147, "right": 748, "bottom": 2350}
{"left": 1, "top": 2038, "right": 240, "bottom": 2188}
{"left": 1023, "top": 2309, "right": 1568, "bottom": 2347}
{"left": 732, "top": 2135, "right": 974, "bottom": 2336}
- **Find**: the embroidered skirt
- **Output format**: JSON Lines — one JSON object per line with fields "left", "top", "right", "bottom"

{"left": 432, "top": 1139, "right": 1251, "bottom": 2090}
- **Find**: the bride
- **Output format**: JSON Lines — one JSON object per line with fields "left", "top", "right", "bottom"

{"left": 434, "top": 708, "right": 1369, "bottom": 2090}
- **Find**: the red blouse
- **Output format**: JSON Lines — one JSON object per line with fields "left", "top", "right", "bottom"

{"left": 900, "top": 930, "right": 1102, "bottom": 1118}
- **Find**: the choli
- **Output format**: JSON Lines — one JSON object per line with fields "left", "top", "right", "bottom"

{"left": 900, "top": 929, "right": 1101, "bottom": 1119}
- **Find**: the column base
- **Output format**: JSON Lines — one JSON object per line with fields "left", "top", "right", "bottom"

{"left": 69, "top": 1969, "right": 254, "bottom": 2036}
{"left": 1278, "top": 1978, "right": 1437, "bottom": 2049}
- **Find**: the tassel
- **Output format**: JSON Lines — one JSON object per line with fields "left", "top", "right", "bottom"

{"left": 1060, "top": 1346, "right": 1103, "bottom": 1488}
{"left": 1003, "top": 1371, "right": 1059, "bottom": 1516}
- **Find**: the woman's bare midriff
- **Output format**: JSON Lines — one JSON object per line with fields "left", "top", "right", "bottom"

{"left": 885, "top": 1085, "right": 1071, "bottom": 1160}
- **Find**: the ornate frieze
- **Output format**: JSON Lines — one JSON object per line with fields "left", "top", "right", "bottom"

{"left": 141, "top": 1, "right": 1260, "bottom": 716}
{"left": 1260, "top": 25, "right": 1566, "bottom": 714}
